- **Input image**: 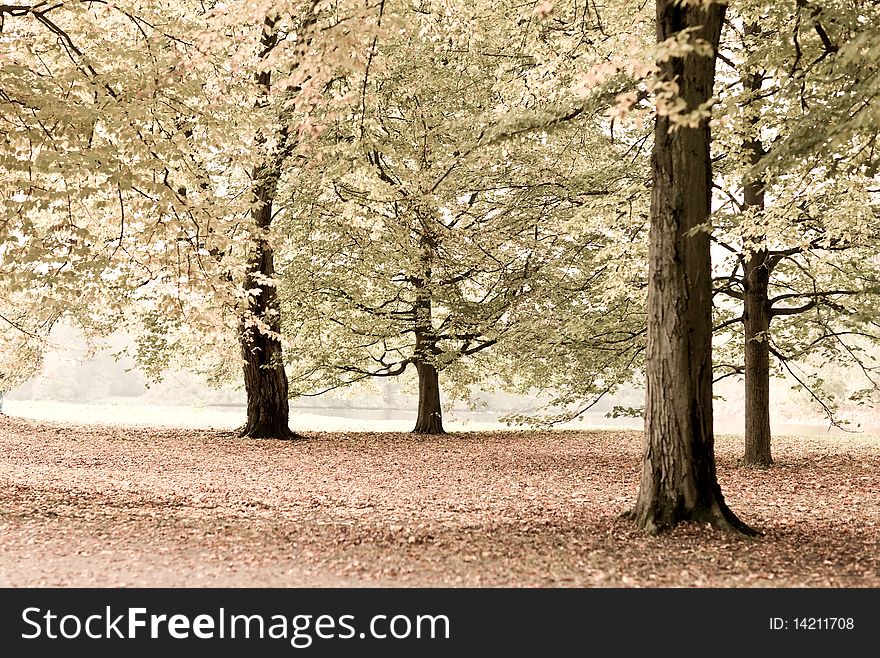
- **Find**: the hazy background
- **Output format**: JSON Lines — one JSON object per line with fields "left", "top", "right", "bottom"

{"left": 5, "top": 321, "right": 880, "bottom": 437}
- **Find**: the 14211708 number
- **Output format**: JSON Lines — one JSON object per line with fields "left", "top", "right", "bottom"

{"left": 793, "top": 618, "right": 854, "bottom": 630}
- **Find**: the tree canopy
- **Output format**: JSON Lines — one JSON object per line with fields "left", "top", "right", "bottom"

{"left": 2, "top": 0, "right": 880, "bottom": 534}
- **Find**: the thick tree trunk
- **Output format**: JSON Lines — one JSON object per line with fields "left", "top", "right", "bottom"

{"left": 238, "top": 158, "right": 297, "bottom": 440}
{"left": 629, "top": 0, "right": 754, "bottom": 535}
{"left": 413, "top": 359, "right": 444, "bottom": 434}
{"left": 237, "top": 15, "right": 298, "bottom": 440}
{"left": 411, "top": 233, "right": 445, "bottom": 435}
{"left": 238, "top": 233, "right": 299, "bottom": 440}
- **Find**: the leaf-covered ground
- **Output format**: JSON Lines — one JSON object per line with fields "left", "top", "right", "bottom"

{"left": 1, "top": 415, "right": 878, "bottom": 587}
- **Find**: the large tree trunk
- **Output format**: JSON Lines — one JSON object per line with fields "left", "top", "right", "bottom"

{"left": 411, "top": 231, "right": 445, "bottom": 435}
{"left": 238, "top": 229, "right": 298, "bottom": 440}
{"left": 237, "top": 15, "right": 298, "bottom": 440}
{"left": 629, "top": 0, "right": 754, "bottom": 535}
{"left": 413, "top": 358, "right": 444, "bottom": 434}
{"left": 741, "top": 62, "right": 772, "bottom": 466}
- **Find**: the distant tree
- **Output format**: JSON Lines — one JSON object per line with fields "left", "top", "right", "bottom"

{"left": 0, "top": 1, "right": 378, "bottom": 437}
{"left": 277, "top": 1, "right": 645, "bottom": 433}
{"left": 711, "top": 1, "right": 880, "bottom": 466}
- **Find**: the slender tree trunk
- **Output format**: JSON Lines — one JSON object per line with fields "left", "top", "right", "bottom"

{"left": 741, "top": 59, "right": 772, "bottom": 466}
{"left": 238, "top": 15, "right": 298, "bottom": 439}
{"left": 628, "top": 0, "right": 754, "bottom": 535}
{"left": 743, "top": 249, "right": 772, "bottom": 465}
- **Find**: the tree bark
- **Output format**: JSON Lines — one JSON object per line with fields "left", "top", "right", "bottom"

{"left": 412, "top": 296, "right": 445, "bottom": 434}
{"left": 741, "top": 61, "right": 772, "bottom": 466}
{"left": 413, "top": 356, "right": 444, "bottom": 434}
{"left": 236, "top": 16, "right": 299, "bottom": 439}
{"left": 411, "top": 228, "right": 445, "bottom": 435}
{"left": 629, "top": 0, "right": 754, "bottom": 535}
{"left": 238, "top": 248, "right": 298, "bottom": 439}
{"left": 743, "top": 249, "right": 772, "bottom": 465}
{"left": 238, "top": 190, "right": 299, "bottom": 439}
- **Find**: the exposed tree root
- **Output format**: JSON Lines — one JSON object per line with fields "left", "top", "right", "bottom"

{"left": 412, "top": 413, "right": 445, "bottom": 435}
{"left": 237, "top": 423, "right": 303, "bottom": 440}
{"left": 411, "top": 425, "right": 446, "bottom": 435}
{"left": 741, "top": 457, "right": 774, "bottom": 469}
{"left": 624, "top": 502, "right": 761, "bottom": 537}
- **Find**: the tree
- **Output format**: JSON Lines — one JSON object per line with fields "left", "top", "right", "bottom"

{"left": 277, "top": 0, "right": 647, "bottom": 434}
{"left": 143, "top": 1, "right": 374, "bottom": 438}
{"left": 628, "top": 0, "right": 754, "bottom": 535}
{"left": 278, "top": 2, "right": 547, "bottom": 433}
{"left": 1, "top": 1, "right": 378, "bottom": 438}
{"left": 235, "top": 11, "right": 309, "bottom": 439}
{"left": 711, "top": 1, "right": 880, "bottom": 466}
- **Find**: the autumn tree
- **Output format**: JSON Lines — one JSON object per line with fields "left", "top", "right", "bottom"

{"left": 627, "top": 0, "right": 754, "bottom": 535}
{"left": 711, "top": 1, "right": 880, "bottom": 466}
{"left": 1, "top": 1, "right": 379, "bottom": 438}
{"left": 125, "top": 1, "right": 378, "bottom": 438}
{"left": 233, "top": 8, "right": 312, "bottom": 439}
{"left": 276, "top": 1, "right": 648, "bottom": 434}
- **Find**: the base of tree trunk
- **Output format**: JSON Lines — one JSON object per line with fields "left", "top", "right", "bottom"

{"left": 622, "top": 500, "right": 759, "bottom": 537}
{"left": 412, "top": 416, "right": 445, "bottom": 435}
{"left": 237, "top": 421, "right": 302, "bottom": 440}
{"left": 743, "top": 429, "right": 773, "bottom": 467}
{"left": 741, "top": 454, "right": 773, "bottom": 468}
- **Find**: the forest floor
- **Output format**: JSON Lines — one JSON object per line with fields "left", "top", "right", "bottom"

{"left": 1, "top": 415, "right": 878, "bottom": 587}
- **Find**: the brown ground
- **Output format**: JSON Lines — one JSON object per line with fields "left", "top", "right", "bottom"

{"left": 1, "top": 415, "right": 878, "bottom": 587}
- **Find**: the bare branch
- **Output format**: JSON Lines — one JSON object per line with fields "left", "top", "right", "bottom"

{"left": 713, "top": 316, "right": 743, "bottom": 332}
